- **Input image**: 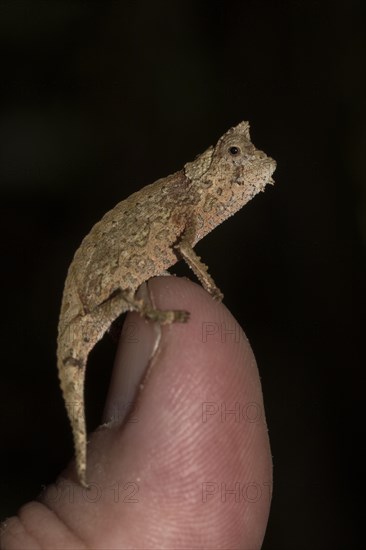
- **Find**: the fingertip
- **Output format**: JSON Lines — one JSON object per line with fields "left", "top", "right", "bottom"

{"left": 39, "top": 276, "right": 272, "bottom": 549}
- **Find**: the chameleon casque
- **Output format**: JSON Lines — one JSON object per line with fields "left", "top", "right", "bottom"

{"left": 57, "top": 121, "right": 276, "bottom": 487}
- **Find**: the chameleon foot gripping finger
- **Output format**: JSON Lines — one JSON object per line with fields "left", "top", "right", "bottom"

{"left": 57, "top": 121, "right": 276, "bottom": 487}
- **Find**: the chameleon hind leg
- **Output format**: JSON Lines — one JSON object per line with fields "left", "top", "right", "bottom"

{"left": 121, "top": 286, "right": 189, "bottom": 324}
{"left": 58, "top": 287, "right": 189, "bottom": 488}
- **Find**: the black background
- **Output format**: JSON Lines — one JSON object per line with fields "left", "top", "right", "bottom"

{"left": 0, "top": 1, "right": 365, "bottom": 548}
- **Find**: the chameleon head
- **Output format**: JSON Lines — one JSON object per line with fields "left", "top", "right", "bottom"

{"left": 185, "top": 121, "right": 276, "bottom": 238}
{"left": 215, "top": 120, "right": 275, "bottom": 180}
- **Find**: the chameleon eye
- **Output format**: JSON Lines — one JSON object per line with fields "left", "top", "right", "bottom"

{"left": 229, "top": 146, "right": 240, "bottom": 156}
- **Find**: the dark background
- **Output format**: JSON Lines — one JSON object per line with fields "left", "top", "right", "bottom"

{"left": 0, "top": 1, "right": 365, "bottom": 548}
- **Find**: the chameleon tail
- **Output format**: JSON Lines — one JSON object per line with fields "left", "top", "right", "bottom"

{"left": 57, "top": 353, "right": 88, "bottom": 488}
{"left": 56, "top": 291, "right": 133, "bottom": 488}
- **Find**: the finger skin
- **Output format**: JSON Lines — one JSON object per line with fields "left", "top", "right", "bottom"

{"left": 1, "top": 276, "right": 272, "bottom": 550}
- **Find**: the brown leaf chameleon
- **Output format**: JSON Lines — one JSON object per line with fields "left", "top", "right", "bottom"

{"left": 57, "top": 121, "right": 276, "bottom": 488}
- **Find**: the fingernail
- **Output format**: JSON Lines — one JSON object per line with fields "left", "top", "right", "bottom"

{"left": 102, "top": 289, "right": 160, "bottom": 425}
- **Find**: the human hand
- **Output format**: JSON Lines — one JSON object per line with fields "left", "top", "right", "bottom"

{"left": 1, "top": 277, "right": 272, "bottom": 549}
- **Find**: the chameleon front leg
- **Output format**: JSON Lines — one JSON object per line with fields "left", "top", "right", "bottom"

{"left": 175, "top": 223, "right": 224, "bottom": 301}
